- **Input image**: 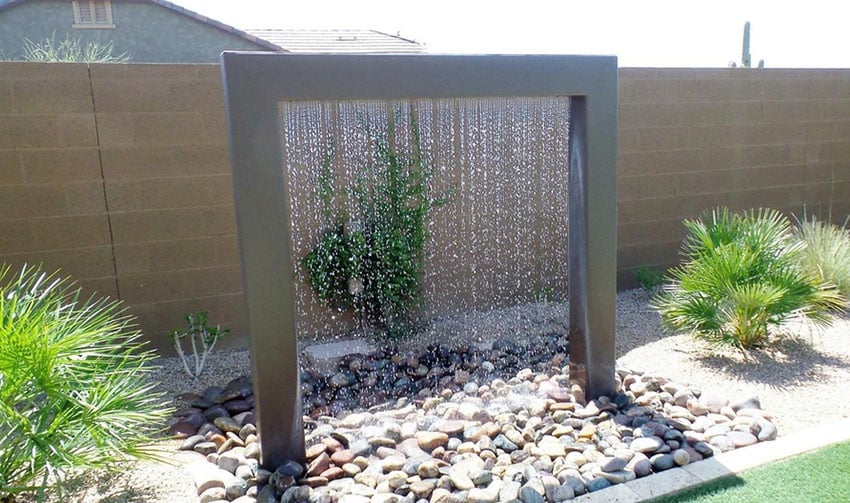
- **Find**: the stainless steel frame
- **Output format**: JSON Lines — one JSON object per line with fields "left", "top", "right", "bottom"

{"left": 221, "top": 53, "right": 618, "bottom": 469}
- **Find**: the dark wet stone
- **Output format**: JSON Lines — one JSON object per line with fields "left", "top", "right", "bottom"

{"left": 202, "top": 405, "right": 230, "bottom": 422}
{"left": 222, "top": 399, "right": 252, "bottom": 414}
{"left": 275, "top": 460, "right": 305, "bottom": 478}
{"left": 203, "top": 386, "right": 224, "bottom": 403}
{"left": 180, "top": 412, "right": 207, "bottom": 430}
{"left": 169, "top": 421, "right": 198, "bottom": 439}
{"left": 693, "top": 441, "right": 715, "bottom": 457}
{"left": 213, "top": 416, "right": 242, "bottom": 434}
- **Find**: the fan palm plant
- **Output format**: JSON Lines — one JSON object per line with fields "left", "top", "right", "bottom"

{"left": 0, "top": 265, "right": 170, "bottom": 502}
{"left": 653, "top": 208, "right": 844, "bottom": 349}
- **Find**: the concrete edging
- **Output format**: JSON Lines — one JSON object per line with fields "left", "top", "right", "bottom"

{"left": 572, "top": 418, "right": 850, "bottom": 502}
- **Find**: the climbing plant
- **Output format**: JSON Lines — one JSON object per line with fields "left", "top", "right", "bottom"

{"left": 303, "top": 113, "right": 450, "bottom": 338}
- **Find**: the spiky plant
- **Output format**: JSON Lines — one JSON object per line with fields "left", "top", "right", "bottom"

{"left": 18, "top": 35, "right": 129, "bottom": 63}
{"left": 793, "top": 215, "right": 850, "bottom": 308}
{"left": 0, "top": 265, "right": 170, "bottom": 502}
{"left": 653, "top": 208, "right": 844, "bottom": 350}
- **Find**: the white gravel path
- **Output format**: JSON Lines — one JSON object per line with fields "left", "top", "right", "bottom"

{"left": 22, "top": 289, "right": 850, "bottom": 502}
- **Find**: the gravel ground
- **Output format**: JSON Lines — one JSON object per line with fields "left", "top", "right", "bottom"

{"left": 23, "top": 289, "right": 850, "bottom": 502}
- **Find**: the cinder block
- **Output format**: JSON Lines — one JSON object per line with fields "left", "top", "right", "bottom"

{"left": 617, "top": 240, "right": 680, "bottom": 270}
{"left": 0, "top": 81, "right": 13, "bottom": 114}
{"left": 146, "top": 238, "right": 220, "bottom": 271}
{"left": 730, "top": 185, "right": 807, "bottom": 210}
{"left": 0, "top": 219, "right": 34, "bottom": 253}
{"left": 678, "top": 124, "right": 739, "bottom": 150}
{"left": 760, "top": 78, "right": 812, "bottom": 101}
{"left": 212, "top": 235, "right": 240, "bottom": 266}
{"left": 89, "top": 63, "right": 220, "bottom": 82}
{"left": 11, "top": 79, "right": 93, "bottom": 114}
{"left": 739, "top": 143, "right": 806, "bottom": 167}
{"left": 96, "top": 112, "right": 226, "bottom": 147}
{"left": 0, "top": 150, "right": 24, "bottom": 186}
{"left": 20, "top": 148, "right": 102, "bottom": 183}
{"left": 0, "top": 62, "right": 89, "bottom": 81}
{"left": 29, "top": 215, "right": 112, "bottom": 250}
{"left": 734, "top": 164, "right": 806, "bottom": 189}
{"left": 0, "top": 245, "right": 115, "bottom": 280}
{"left": 761, "top": 100, "right": 811, "bottom": 124}
{"left": 619, "top": 219, "right": 687, "bottom": 247}
{"left": 65, "top": 181, "right": 107, "bottom": 215}
{"left": 106, "top": 176, "right": 213, "bottom": 212}
{"left": 117, "top": 270, "right": 188, "bottom": 305}
{"left": 56, "top": 114, "right": 98, "bottom": 147}
{"left": 100, "top": 145, "right": 231, "bottom": 179}
{"left": 0, "top": 114, "right": 59, "bottom": 149}
{"left": 0, "top": 184, "right": 68, "bottom": 219}
{"left": 108, "top": 205, "right": 237, "bottom": 244}
{"left": 637, "top": 127, "right": 680, "bottom": 151}
{"left": 182, "top": 265, "right": 242, "bottom": 299}
{"left": 92, "top": 78, "right": 224, "bottom": 113}
{"left": 77, "top": 277, "right": 119, "bottom": 301}
{"left": 113, "top": 243, "right": 152, "bottom": 275}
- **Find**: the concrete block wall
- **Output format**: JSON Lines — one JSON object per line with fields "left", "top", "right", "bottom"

{"left": 617, "top": 68, "right": 850, "bottom": 288}
{"left": 0, "top": 63, "right": 117, "bottom": 300}
{"left": 89, "top": 64, "right": 245, "bottom": 353}
{"left": 2, "top": 62, "right": 849, "bottom": 353}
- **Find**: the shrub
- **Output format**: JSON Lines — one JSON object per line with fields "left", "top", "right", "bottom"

{"left": 652, "top": 208, "right": 844, "bottom": 349}
{"left": 793, "top": 215, "right": 850, "bottom": 308}
{"left": 304, "top": 115, "right": 449, "bottom": 337}
{"left": 0, "top": 265, "right": 170, "bottom": 501}
{"left": 634, "top": 264, "right": 665, "bottom": 291}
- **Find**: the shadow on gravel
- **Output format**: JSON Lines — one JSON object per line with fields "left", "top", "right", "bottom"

{"left": 693, "top": 336, "right": 850, "bottom": 389}
{"left": 28, "top": 470, "right": 160, "bottom": 503}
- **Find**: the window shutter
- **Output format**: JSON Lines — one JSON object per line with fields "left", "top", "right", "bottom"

{"left": 77, "top": 2, "right": 94, "bottom": 23}
{"left": 73, "top": 1, "right": 112, "bottom": 26}
{"left": 94, "top": 2, "right": 109, "bottom": 24}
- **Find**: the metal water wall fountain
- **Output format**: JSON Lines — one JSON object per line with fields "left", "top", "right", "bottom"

{"left": 221, "top": 53, "right": 618, "bottom": 470}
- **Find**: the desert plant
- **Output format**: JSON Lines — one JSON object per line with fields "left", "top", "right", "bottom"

{"left": 304, "top": 114, "right": 450, "bottom": 337}
{"left": 652, "top": 208, "right": 843, "bottom": 349}
{"left": 0, "top": 265, "right": 170, "bottom": 502}
{"left": 15, "top": 34, "right": 130, "bottom": 63}
{"left": 634, "top": 264, "right": 665, "bottom": 291}
{"left": 730, "top": 21, "right": 764, "bottom": 69}
{"left": 793, "top": 215, "right": 850, "bottom": 307}
{"left": 170, "top": 311, "right": 229, "bottom": 379}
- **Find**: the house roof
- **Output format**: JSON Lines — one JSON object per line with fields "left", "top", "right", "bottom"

{"left": 246, "top": 29, "right": 424, "bottom": 54}
{"left": 0, "top": 1, "right": 425, "bottom": 54}
{"left": 0, "top": 0, "right": 283, "bottom": 51}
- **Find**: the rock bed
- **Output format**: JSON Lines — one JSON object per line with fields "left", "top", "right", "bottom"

{"left": 170, "top": 343, "right": 778, "bottom": 503}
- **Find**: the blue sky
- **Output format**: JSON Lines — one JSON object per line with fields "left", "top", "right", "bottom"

{"left": 174, "top": 0, "right": 849, "bottom": 68}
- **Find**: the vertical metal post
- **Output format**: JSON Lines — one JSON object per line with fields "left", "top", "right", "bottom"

{"left": 221, "top": 55, "right": 304, "bottom": 469}
{"left": 568, "top": 95, "right": 617, "bottom": 398}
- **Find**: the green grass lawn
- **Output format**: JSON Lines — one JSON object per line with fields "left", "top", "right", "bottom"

{"left": 651, "top": 440, "right": 850, "bottom": 502}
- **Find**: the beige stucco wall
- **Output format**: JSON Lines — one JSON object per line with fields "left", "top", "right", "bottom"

{"left": 1, "top": 62, "right": 848, "bottom": 353}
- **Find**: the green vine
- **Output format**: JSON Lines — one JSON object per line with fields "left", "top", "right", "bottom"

{"left": 303, "top": 112, "right": 449, "bottom": 338}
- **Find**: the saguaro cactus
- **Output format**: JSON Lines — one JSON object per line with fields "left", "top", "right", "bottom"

{"left": 733, "top": 21, "right": 764, "bottom": 69}
{"left": 742, "top": 21, "right": 752, "bottom": 68}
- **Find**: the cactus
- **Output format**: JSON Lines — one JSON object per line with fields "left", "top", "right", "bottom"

{"left": 742, "top": 21, "right": 752, "bottom": 68}
{"left": 732, "top": 21, "right": 764, "bottom": 69}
